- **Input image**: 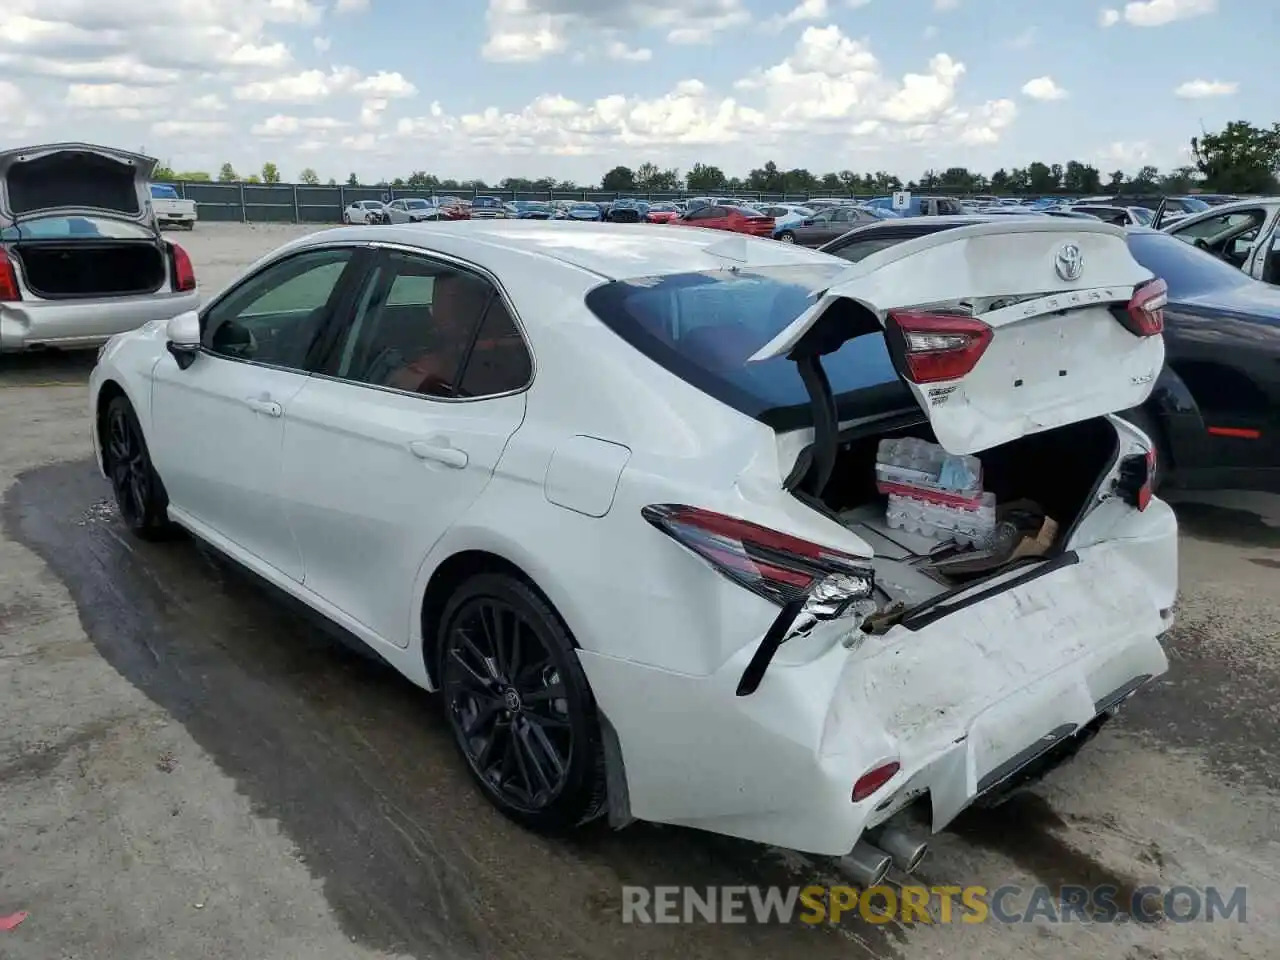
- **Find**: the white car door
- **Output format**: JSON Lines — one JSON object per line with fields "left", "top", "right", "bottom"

{"left": 148, "top": 244, "right": 370, "bottom": 581}
{"left": 279, "top": 247, "right": 530, "bottom": 647}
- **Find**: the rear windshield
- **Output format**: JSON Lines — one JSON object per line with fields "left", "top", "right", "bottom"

{"left": 0, "top": 216, "right": 156, "bottom": 241}
{"left": 584, "top": 265, "right": 907, "bottom": 429}
{"left": 1126, "top": 231, "right": 1252, "bottom": 299}
{"left": 150, "top": 184, "right": 180, "bottom": 199}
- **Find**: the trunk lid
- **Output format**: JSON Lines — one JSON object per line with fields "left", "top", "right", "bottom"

{"left": 750, "top": 219, "right": 1165, "bottom": 455}
{"left": 0, "top": 143, "right": 158, "bottom": 229}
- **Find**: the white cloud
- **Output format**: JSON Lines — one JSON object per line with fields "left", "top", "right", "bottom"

{"left": 764, "top": 0, "right": 828, "bottom": 31}
{"left": 1099, "top": 8, "right": 1120, "bottom": 25}
{"left": 934, "top": 0, "right": 960, "bottom": 9}
{"left": 1021, "top": 76, "right": 1067, "bottom": 101}
{"left": 1097, "top": 141, "right": 1150, "bottom": 165}
{"left": 481, "top": 0, "right": 751, "bottom": 60}
{"left": 334, "top": 0, "right": 369, "bottom": 11}
{"left": 250, "top": 113, "right": 348, "bottom": 136}
{"left": 1174, "top": 78, "right": 1237, "bottom": 98}
{"left": 313, "top": 36, "right": 332, "bottom": 52}
{"left": 1107, "top": 0, "right": 1216, "bottom": 27}
{"left": 606, "top": 40, "right": 653, "bottom": 62}
{"left": 66, "top": 82, "right": 171, "bottom": 108}
{"left": 0, "top": 79, "right": 43, "bottom": 131}
{"left": 150, "top": 119, "right": 232, "bottom": 138}
{"left": 231, "top": 66, "right": 412, "bottom": 103}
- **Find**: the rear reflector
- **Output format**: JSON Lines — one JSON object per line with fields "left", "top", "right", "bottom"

{"left": 0, "top": 257, "right": 20, "bottom": 301}
{"left": 169, "top": 242, "right": 196, "bottom": 292}
{"left": 1207, "top": 426, "right": 1260, "bottom": 439}
{"left": 642, "top": 504, "right": 874, "bottom": 608}
{"left": 853, "top": 761, "right": 901, "bottom": 802}
{"left": 886, "top": 310, "right": 994, "bottom": 384}
{"left": 1118, "top": 277, "right": 1166, "bottom": 337}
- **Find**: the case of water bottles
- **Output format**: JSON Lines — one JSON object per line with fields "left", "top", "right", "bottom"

{"left": 876, "top": 437, "right": 997, "bottom": 547}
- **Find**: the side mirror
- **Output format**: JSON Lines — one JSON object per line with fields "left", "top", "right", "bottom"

{"left": 166, "top": 310, "right": 200, "bottom": 369}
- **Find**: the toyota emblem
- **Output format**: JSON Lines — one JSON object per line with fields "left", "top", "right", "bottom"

{"left": 1055, "top": 242, "right": 1084, "bottom": 282}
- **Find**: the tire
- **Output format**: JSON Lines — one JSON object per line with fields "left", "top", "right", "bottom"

{"left": 103, "top": 396, "right": 177, "bottom": 540}
{"left": 1119, "top": 406, "right": 1169, "bottom": 494}
{"left": 343, "top": 213, "right": 351, "bottom": 224}
{"left": 777, "top": 231, "right": 796, "bottom": 243}
{"left": 437, "top": 572, "right": 607, "bottom": 832}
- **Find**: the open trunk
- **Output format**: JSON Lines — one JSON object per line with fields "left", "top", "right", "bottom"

{"left": 13, "top": 240, "right": 167, "bottom": 299}
{"left": 808, "top": 413, "right": 1122, "bottom": 608}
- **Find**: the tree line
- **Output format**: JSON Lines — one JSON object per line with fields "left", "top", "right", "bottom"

{"left": 153, "top": 120, "right": 1279, "bottom": 196}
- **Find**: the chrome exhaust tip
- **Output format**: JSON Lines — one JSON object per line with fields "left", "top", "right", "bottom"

{"left": 869, "top": 826, "right": 929, "bottom": 874}
{"left": 842, "top": 839, "right": 893, "bottom": 888}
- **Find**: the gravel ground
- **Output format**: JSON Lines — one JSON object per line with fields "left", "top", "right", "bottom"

{"left": 1, "top": 222, "right": 1277, "bottom": 959}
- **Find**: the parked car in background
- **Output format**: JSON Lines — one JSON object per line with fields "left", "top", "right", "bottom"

{"left": 606, "top": 198, "right": 646, "bottom": 223}
{"left": 671, "top": 203, "right": 773, "bottom": 237}
{"left": 1, "top": 142, "right": 199, "bottom": 352}
{"left": 757, "top": 203, "right": 814, "bottom": 238}
{"left": 431, "top": 197, "right": 471, "bottom": 220}
{"left": 150, "top": 183, "right": 198, "bottom": 230}
{"left": 862, "top": 196, "right": 966, "bottom": 217}
{"left": 508, "top": 200, "right": 555, "bottom": 220}
{"left": 470, "top": 196, "right": 507, "bottom": 219}
{"left": 384, "top": 198, "right": 442, "bottom": 223}
{"left": 1068, "top": 204, "right": 1152, "bottom": 226}
{"left": 88, "top": 217, "right": 1176, "bottom": 867}
{"left": 776, "top": 205, "right": 879, "bottom": 245}
{"left": 344, "top": 199, "right": 388, "bottom": 224}
{"left": 819, "top": 215, "right": 1280, "bottom": 493}
{"left": 565, "top": 201, "right": 603, "bottom": 222}
{"left": 643, "top": 202, "right": 681, "bottom": 224}
{"left": 1158, "top": 197, "right": 1280, "bottom": 282}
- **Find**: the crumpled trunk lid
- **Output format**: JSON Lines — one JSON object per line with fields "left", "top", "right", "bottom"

{"left": 0, "top": 143, "right": 158, "bottom": 229}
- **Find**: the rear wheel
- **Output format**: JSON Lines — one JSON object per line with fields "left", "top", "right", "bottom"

{"left": 438, "top": 573, "right": 606, "bottom": 832}
{"left": 343, "top": 213, "right": 351, "bottom": 224}
{"left": 104, "top": 396, "right": 176, "bottom": 539}
{"left": 777, "top": 230, "right": 796, "bottom": 243}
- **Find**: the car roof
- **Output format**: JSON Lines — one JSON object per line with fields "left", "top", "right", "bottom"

{"left": 305, "top": 220, "right": 834, "bottom": 280}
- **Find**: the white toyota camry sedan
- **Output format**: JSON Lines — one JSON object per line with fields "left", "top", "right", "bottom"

{"left": 89, "top": 218, "right": 1176, "bottom": 880}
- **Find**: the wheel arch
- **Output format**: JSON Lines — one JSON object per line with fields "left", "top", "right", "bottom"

{"left": 94, "top": 378, "right": 130, "bottom": 473}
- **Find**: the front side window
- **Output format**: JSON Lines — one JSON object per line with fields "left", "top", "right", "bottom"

{"left": 1173, "top": 210, "right": 1264, "bottom": 243}
{"left": 325, "top": 251, "right": 528, "bottom": 399}
{"left": 202, "top": 247, "right": 357, "bottom": 369}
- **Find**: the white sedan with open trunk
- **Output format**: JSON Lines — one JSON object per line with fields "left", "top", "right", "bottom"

{"left": 0, "top": 143, "right": 199, "bottom": 352}
{"left": 88, "top": 218, "right": 1176, "bottom": 878}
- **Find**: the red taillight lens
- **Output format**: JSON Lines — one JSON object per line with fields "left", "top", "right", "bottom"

{"left": 886, "top": 310, "right": 994, "bottom": 384}
{"left": 641, "top": 504, "right": 874, "bottom": 608}
{"left": 0, "top": 256, "right": 21, "bottom": 301}
{"left": 853, "top": 761, "right": 901, "bottom": 802}
{"left": 169, "top": 242, "right": 196, "bottom": 292}
{"left": 1119, "top": 278, "right": 1166, "bottom": 337}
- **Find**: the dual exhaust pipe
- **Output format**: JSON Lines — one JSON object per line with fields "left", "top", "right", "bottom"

{"left": 843, "top": 825, "right": 930, "bottom": 887}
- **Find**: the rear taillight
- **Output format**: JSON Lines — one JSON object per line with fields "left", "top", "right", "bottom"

{"left": 853, "top": 761, "right": 901, "bottom": 802}
{"left": 168, "top": 242, "right": 196, "bottom": 292}
{"left": 1116, "top": 447, "right": 1156, "bottom": 511}
{"left": 641, "top": 504, "right": 874, "bottom": 610}
{"left": 886, "top": 310, "right": 994, "bottom": 384}
{"left": 1118, "top": 278, "right": 1166, "bottom": 337}
{"left": 0, "top": 256, "right": 20, "bottom": 301}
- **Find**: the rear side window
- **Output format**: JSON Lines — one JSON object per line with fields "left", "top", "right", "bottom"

{"left": 584, "top": 266, "right": 905, "bottom": 427}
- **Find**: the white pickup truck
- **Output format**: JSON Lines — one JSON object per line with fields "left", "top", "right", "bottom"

{"left": 150, "top": 183, "right": 197, "bottom": 230}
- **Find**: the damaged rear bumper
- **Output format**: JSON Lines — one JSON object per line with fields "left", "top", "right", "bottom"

{"left": 578, "top": 501, "right": 1176, "bottom": 856}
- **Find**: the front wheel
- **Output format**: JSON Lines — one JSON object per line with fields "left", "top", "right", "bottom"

{"left": 438, "top": 573, "right": 607, "bottom": 832}
{"left": 343, "top": 213, "right": 351, "bottom": 224}
{"left": 777, "top": 231, "right": 796, "bottom": 243}
{"left": 104, "top": 396, "right": 176, "bottom": 540}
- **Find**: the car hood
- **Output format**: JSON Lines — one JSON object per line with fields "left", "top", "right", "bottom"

{"left": 0, "top": 142, "right": 158, "bottom": 228}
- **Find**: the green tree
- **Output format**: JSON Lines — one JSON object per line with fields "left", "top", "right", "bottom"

{"left": 686, "top": 162, "right": 727, "bottom": 193}
{"left": 1106, "top": 169, "right": 1126, "bottom": 191}
{"left": 153, "top": 163, "right": 176, "bottom": 181}
{"left": 178, "top": 170, "right": 211, "bottom": 181}
{"left": 601, "top": 165, "right": 637, "bottom": 192}
{"left": 327, "top": 177, "right": 337, "bottom": 186}
{"left": 261, "top": 162, "right": 281, "bottom": 183}
{"left": 217, "top": 162, "right": 238, "bottom": 182}
{"left": 1159, "top": 166, "right": 1200, "bottom": 193}
{"left": 1192, "top": 120, "right": 1280, "bottom": 193}
{"left": 989, "top": 168, "right": 1010, "bottom": 192}
{"left": 1026, "top": 162, "right": 1058, "bottom": 192}
{"left": 346, "top": 172, "right": 360, "bottom": 186}
{"left": 1061, "top": 161, "right": 1102, "bottom": 195}
{"left": 1130, "top": 165, "right": 1160, "bottom": 192}
{"left": 245, "top": 174, "right": 261, "bottom": 184}
{"left": 299, "top": 167, "right": 320, "bottom": 185}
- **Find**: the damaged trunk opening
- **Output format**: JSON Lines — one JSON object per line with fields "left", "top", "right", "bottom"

{"left": 12, "top": 240, "right": 167, "bottom": 299}
{"left": 804, "top": 415, "right": 1120, "bottom": 612}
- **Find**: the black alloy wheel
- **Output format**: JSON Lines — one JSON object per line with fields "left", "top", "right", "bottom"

{"left": 439, "top": 573, "right": 606, "bottom": 831}
{"left": 104, "top": 396, "right": 174, "bottom": 539}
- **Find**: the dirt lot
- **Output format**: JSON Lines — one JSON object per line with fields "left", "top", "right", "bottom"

{"left": 2, "top": 222, "right": 1278, "bottom": 959}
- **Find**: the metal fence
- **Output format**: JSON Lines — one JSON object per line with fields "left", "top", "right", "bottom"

{"left": 162, "top": 181, "right": 904, "bottom": 223}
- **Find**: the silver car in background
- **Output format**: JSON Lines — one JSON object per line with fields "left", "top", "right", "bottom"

{"left": 343, "top": 200, "right": 388, "bottom": 224}
{"left": 0, "top": 142, "right": 200, "bottom": 352}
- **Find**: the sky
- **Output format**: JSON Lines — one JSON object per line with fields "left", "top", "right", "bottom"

{"left": 0, "top": 0, "right": 1269, "bottom": 185}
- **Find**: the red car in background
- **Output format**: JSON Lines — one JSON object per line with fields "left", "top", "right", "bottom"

{"left": 644, "top": 202, "right": 681, "bottom": 224}
{"left": 670, "top": 202, "right": 774, "bottom": 237}
{"left": 434, "top": 197, "right": 471, "bottom": 220}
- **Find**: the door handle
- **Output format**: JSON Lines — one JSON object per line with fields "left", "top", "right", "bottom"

{"left": 409, "top": 440, "right": 468, "bottom": 468}
{"left": 244, "top": 397, "right": 282, "bottom": 417}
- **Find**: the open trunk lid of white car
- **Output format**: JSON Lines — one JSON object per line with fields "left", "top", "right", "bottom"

{"left": 750, "top": 219, "right": 1167, "bottom": 455}
{"left": 0, "top": 142, "right": 159, "bottom": 229}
